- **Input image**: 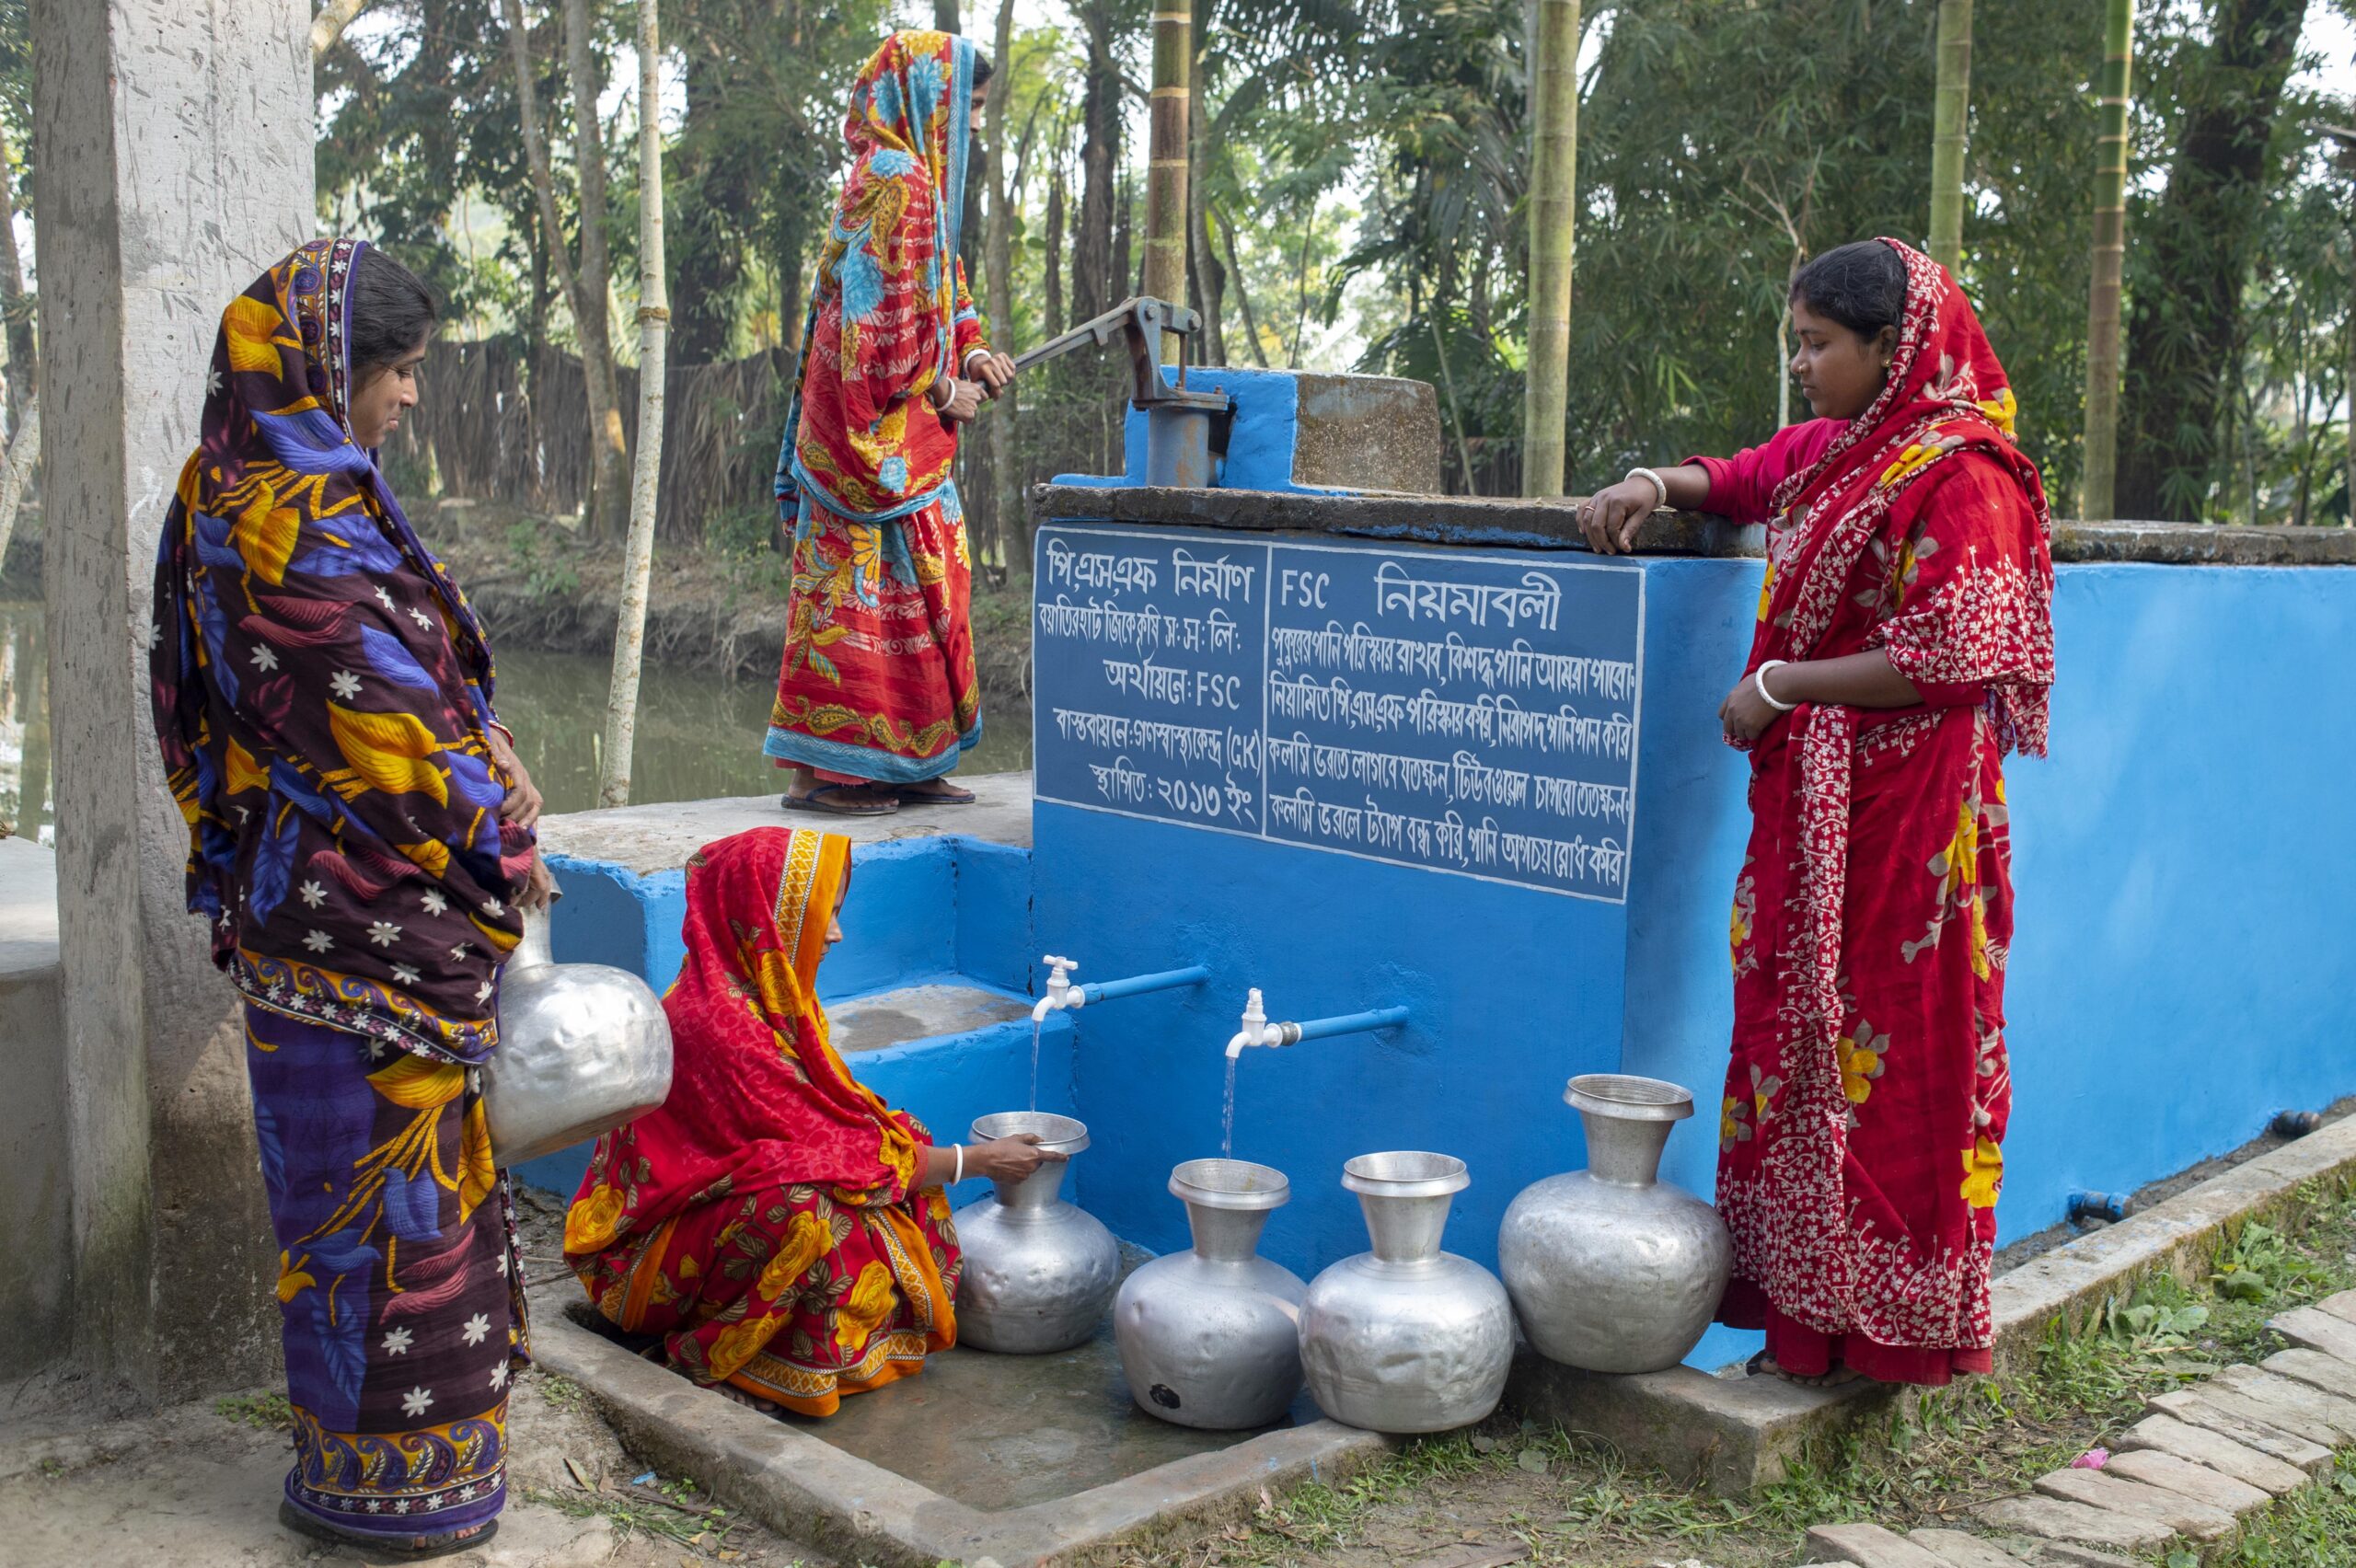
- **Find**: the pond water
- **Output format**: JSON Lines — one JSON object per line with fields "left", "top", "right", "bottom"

{"left": 0, "top": 599, "right": 1031, "bottom": 839}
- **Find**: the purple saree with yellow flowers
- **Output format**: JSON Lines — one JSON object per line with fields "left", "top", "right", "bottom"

{"left": 148, "top": 239, "right": 529, "bottom": 1541}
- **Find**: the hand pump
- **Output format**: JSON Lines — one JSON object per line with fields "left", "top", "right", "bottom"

{"left": 1010, "top": 296, "right": 1232, "bottom": 488}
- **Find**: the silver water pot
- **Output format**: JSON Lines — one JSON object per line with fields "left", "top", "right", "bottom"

{"left": 952, "top": 1113, "right": 1121, "bottom": 1353}
{"left": 481, "top": 897, "right": 673, "bottom": 1168}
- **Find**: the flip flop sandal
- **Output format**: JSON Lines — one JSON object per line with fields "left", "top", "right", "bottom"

{"left": 781, "top": 784, "right": 900, "bottom": 816}
{"left": 895, "top": 782, "right": 977, "bottom": 805}
{"left": 279, "top": 1499, "right": 497, "bottom": 1560}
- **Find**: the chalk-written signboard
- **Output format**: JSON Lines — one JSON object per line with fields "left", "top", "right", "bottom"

{"left": 1032, "top": 524, "right": 1645, "bottom": 901}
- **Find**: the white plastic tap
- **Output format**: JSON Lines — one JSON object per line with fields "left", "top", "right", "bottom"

{"left": 1225, "top": 987, "right": 1284, "bottom": 1058}
{"left": 1032, "top": 954, "right": 1080, "bottom": 1023}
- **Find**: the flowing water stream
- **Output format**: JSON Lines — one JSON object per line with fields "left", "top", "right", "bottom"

{"left": 1220, "top": 1054, "right": 1239, "bottom": 1159}
{"left": 0, "top": 599, "right": 1032, "bottom": 837}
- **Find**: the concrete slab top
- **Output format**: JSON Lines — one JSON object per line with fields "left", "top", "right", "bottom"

{"left": 0, "top": 836, "right": 58, "bottom": 978}
{"left": 828, "top": 983, "right": 1034, "bottom": 1056}
{"left": 537, "top": 771, "right": 1034, "bottom": 876}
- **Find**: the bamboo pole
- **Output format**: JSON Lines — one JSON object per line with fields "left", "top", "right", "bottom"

{"left": 2080, "top": 0, "right": 2134, "bottom": 521}
{"left": 1144, "top": 6, "right": 1191, "bottom": 363}
{"left": 1521, "top": 0, "right": 1579, "bottom": 497}
{"left": 311, "top": 0, "right": 374, "bottom": 57}
{"left": 597, "top": 0, "right": 670, "bottom": 808}
{"left": 0, "top": 398, "right": 35, "bottom": 580}
{"left": 1928, "top": 0, "right": 1974, "bottom": 271}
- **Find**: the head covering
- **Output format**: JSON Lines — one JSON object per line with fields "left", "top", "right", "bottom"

{"left": 578, "top": 827, "right": 927, "bottom": 1240}
{"left": 148, "top": 238, "right": 528, "bottom": 1062}
{"left": 1752, "top": 237, "right": 2053, "bottom": 755}
{"left": 776, "top": 29, "right": 979, "bottom": 523}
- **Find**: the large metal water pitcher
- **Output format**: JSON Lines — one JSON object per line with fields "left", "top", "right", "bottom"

{"left": 1296, "top": 1151, "right": 1514, "bottom": 1434}
{"left": 481, "top": 897, "right": 673, "bottom": 1168}
{"left": 1497, "top": 1073, "right": 1731, "bottom": 1374}
{"left": 952, "top": 1113, "right": 1122, "bottom": 1353}
{"left": 1114, "top": 1159, "right": 1307, "bottom": 1430}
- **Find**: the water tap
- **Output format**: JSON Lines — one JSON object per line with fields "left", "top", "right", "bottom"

{"left": 1032, "top": 955, "right": 1080, "bottom": 1023}
{"left": 1225, "top": 988, "right": 1299, "bottom": 1058}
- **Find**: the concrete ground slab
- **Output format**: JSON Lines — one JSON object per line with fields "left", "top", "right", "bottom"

{"left": 1974, "top": 1496, "right": 2173, "bottom": 1553}
{"left": 532, "top": 1298, "right": 1388, "bottom": 1567}
{"left": 830, "top": 982, "right": 1034, "bottom": 1057}
{"left": 0, "top": 835, "right": 57, "bottom": 976}
{"left": 536, "top": 771, "right": 1035, "bottom": 874}
{"left": 2112, "top": 1413, "right": 2313, "bottom": 1494}
{"left": 2016, "top": 1543, "right": 2152, "bottom": 1568}
{"left": 2031, "top": 1467, "right": 2235, "bottom": 1539}
{"left": 2318, "top": 1288, "right": 2356, "bottom": 1324}
{"left": 1504, "top": 1349, "right": 1885, "bottom": 1493}
{"left": 2097, "top": 1447, "right": 2270, "bottom": 1516}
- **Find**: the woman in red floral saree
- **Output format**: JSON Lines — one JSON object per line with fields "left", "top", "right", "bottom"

{"left": 565, "top": 826, "right": 1057, "bottom": 1414}
{"left": 766, "top": 31, "right": 1018, "bottom": 817}
{"left": 1583, "top": 239, "right": 2054, "bottom": 1387}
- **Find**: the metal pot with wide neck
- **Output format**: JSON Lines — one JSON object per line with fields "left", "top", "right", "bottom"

{"left": 951, "top": 1112, "right": 1122, "bottom": 1354}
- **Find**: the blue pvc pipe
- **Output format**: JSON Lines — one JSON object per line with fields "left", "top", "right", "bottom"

{"left": 1079, "top": 964, "right": 1212, "bottom": 1005}
{"left": 1289, "top": 1005, "right": 1410, "bottom": 1043}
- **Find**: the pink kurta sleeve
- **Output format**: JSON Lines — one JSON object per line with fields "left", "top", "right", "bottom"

{"left": 1682, "top": 418, "right": 1845, "bottom": 526}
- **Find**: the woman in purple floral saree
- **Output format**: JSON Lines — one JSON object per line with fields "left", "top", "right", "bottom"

{"left": 148, "top": 239, "right": 549, "bottom": 1556}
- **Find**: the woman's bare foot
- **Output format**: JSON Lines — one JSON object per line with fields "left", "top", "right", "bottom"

{"left": 714, "top": 1382, "right": 785, "bottom": 1416}
{"left": 1746, "top": 1351, "right": 1864, "bottom": 1389}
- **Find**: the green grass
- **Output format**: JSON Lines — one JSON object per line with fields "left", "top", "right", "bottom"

{"left": 1140, "top": 1180, "right": 2356, "bottom": 1568}
{"left": 212, "top": 1390, "right": 294, "bottom": 1431}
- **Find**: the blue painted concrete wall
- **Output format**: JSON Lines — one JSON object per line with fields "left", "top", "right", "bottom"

{"left": 529, "top": 545, "right": 2356, "bottom": 1374}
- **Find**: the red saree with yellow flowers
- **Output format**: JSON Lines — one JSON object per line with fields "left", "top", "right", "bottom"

{"left": 1703, "top": 240, "right": 2054, "bottom": 1386}
{"left": 565, "top": 827, "right": 960, "bottom": 1415}
{"left": 766, "top": 30, "right": 990, "bottom": 785}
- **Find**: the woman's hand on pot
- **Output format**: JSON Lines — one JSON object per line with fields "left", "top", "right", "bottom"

{"left": 486, "top": 727, "right": 542, "bottom": 828}
{"left": 1578, "top": 478, "right": 1660, "bottom": 557}
{"left": 967, "top": 1134, "right": 1067, "bottom": 1182}
{"left": 519, "top": 849, "right": 559, "bottom": 912}
{"left": 1718, "top": 674, "right": 1784, "bottom": 744}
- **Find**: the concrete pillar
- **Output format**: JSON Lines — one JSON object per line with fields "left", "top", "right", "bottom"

{"left": 32, "top": 0, "right": 312, "bottom": 1397}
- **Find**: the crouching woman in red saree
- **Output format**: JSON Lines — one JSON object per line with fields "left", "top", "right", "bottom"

{"left": 564, "top": 826, "right": 1057, "bottom": 1413}
{"left": 1582, "top": 239, "right": 2054, "bottom": 1387}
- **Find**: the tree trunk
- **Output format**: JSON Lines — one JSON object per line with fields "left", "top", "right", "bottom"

{"left": 502, "top": 0, "right": 595, "bottom": 517}
{"left": 2079, "top": 0, "right": 2133, "bottom": 521}
{"left": 1144, "top": 1, "right": 1189, "bottom": 364}
{"left": 1521, "top": 0, "right": 1579, "bottom": 497}
{"left": 599, "top": 0, "right": 670, "bottom": 809}
{"left": 0, "top": 120, "right": 34, "bottom": 429}
{"left": 0, "top": 398, "right": 35, "bottom": 579}
{"left": 1045, "top": 167, "right": 1067, "bottom": 335}
{"left": 564, "top": 0, "right": 630, "bottom": 539}
{"left": 311, "top": 0, "right": 375, "bottom": 57}
{"left": 1074, "top": 2, "right": 1119, "bottom": 323}
{"left": 2116, "top": 0, "right": 2304, "bottom": 521}
{"left": 1928, "top": 0, "right": 1973, "bottom": 271}
{"left": 670, "top": 43, "right": 740, "bottom": 363}
{"left": 1187, "top": 59, "right": 1227, "bottom": 366}
{"left": 1218, "top": 210, "right": 1269, "bottom": 367}
{"left": 987, "top": 0, "right": 1025, "bottom": 571}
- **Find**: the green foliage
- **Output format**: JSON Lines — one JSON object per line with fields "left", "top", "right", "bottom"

{"left": 506, "top": 516, "right": 583, "bottom": 599}
{"left": 213, "top": 1389, "right": 295, "bottom": 1430}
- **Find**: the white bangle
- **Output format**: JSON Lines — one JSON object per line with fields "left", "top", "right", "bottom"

{"left": 1624, "top": 466, "right": 1669, "bottom": 509}
{"left": 1753, "top": 660, "right": 1797, "bottom": 712}
{"left": 952, "top": 1144, "right": 964, "bottom": 1184}
{"left": 963, "top": 347, "right": 991, "bottom": 374}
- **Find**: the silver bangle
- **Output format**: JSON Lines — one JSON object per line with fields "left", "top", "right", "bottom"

{"left": 1753, "top": 660, "right": 1797, "bottom": 712}
{"left": 952, "top": 1144, "right": 964, "bottom": 1184}
{"left": 1624, "top": 466, "right": 1669, "bottom": 509}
